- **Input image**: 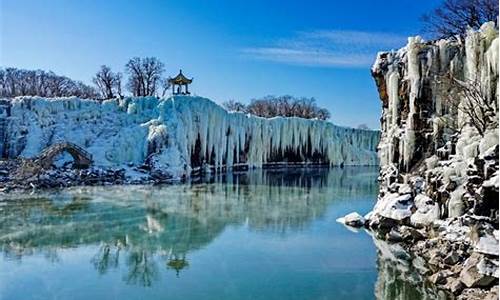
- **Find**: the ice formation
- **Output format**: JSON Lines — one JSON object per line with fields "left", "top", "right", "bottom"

{"left": 372, "top": 21, "right": 499, "bottom": 172}
{"left": 369, "top": 21, "right": 499, "bottom": 224}
{"left": 0, "top": 95, "right": 379, "bottom": 178}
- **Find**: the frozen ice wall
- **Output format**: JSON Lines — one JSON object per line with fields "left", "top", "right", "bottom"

{"left": 1, "top": 95, "right": 379, "bottom": 178}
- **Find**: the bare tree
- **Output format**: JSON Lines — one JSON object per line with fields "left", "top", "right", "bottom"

{"left": 125, "top": 57, "right": 143, "bottom": 97}
{"left": 421, "top": 0, "right": 499, "bottom": 38}
{"left": 125, "top": 57, "right": 165, "bottom": 96}
{"left": 222, "top": 99, "right": 247, "bottom": 112}
{"left": 115, "top": 73, "right": 123, "bottom": 98}
{"left": 142, "top": 57, "right": 164, "bottom": 96}
{"left": 93, "top": 65, "right": 121, "bottom": 99}
{"left": 441, "top": 75, "right": 497, "bottom": 136}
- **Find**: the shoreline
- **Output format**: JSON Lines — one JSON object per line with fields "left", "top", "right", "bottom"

{"left": 0, "top": 160, "right": 378, "bottom": 193}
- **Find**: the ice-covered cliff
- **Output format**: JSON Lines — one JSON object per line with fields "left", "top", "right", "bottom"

{"left": 364, "top": 22, "right": 498, "bottom": 297}
{"left": 0, "top": 95, "right": 379, "bottom": 179}
{"left": 370, "top": 22, "right": 498, "bottom": 221}
{"left": 372, "top": 22, "right": 498, "bottom": 173}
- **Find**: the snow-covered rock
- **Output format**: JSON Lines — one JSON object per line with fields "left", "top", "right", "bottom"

{"left": 460, "top": 253, "right": 497, "bottom": 287}
{"left": 474, "top": 236, "right": 499, "bottom": 257}
{"left": 372, "top": 193, "right": 413, "bottom": 221}
{"left": 410, "top": 194, "right": 440, "bottom": 227}
{"left": 0, "top": 96, "right": 380, "bottom": 178}
{"left": 336, "top": 212, "right": 365, "bottom": 227}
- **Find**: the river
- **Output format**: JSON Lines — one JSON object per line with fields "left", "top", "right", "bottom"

{"left": 0, "top": 167, "right": 431, "bottom": 300}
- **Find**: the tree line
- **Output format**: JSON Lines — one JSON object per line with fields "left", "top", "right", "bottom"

{"left": 0, "top": 57, "right": 171, "bottom": 100}
{"left": 0, "top": 68, "right": 98, "bottom": 99}
{"left": 223, "top": 95, "right": 331, "bottom": 120}
{"left": 0, "top": 63, "right": 332, "bottom": 120}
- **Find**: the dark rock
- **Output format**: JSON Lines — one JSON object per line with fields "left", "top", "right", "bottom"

{"left": 400, "top": 226, "right": 426, "bottom": 242}
{"left": 429, "top": 271, "right": 447, "bottom": 284}
{"left": 444, "top": 251, "right": 460, "bottom": 265}
{"left": 386, "top": 228, "right": 403, "bottom": 242}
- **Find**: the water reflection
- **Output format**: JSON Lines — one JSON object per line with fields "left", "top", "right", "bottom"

{"left": 371, "top": 235, "right": 453, "bottom": 300}
{"left": 0, "top": 167, "right": 394, "bottom": 298}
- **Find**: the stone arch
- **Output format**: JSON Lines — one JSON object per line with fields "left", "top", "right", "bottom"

{"left": 37, "top": 142, "right": 93, "bottom": 169}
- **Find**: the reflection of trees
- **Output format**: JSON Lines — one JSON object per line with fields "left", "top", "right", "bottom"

{"left": 125, "top": 249, "right": 158, "bottom": 287}
{"left": 91, "top": 243, "right": 122, "bottom": 275}
{"left": 0, "top": 167, "right": 379, "bottom": 287}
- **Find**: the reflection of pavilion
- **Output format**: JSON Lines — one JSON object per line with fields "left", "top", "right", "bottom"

{"left": 167, "top": 255, "right": 189, "bottom": 277}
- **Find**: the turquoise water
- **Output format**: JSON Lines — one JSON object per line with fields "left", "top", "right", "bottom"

{"left": 0, "top": 167, "right": 383, "bottom": 300}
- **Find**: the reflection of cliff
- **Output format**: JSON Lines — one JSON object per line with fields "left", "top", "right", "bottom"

{"left": 0, "top": 167, "right": 378, "bottom": 285}
{"left": 372, "top": 237, "right": 451, "bottom": 300}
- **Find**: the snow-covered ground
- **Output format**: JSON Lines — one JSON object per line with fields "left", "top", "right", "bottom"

{"left": 1, "top": 95, "right": 379, "bottom": 178}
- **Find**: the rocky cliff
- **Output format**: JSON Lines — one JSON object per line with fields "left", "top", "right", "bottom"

{"left": 366, "top": 22, "right": 499, "bottom": 299}
{"left": 338, "top": 22, "right": 498, "bottom": 299}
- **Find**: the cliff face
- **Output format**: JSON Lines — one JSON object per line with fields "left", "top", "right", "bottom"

{"left": 371, "top": 22, "right": 498, "bottom": 222}
{"left": 367, "top": 22, "right": 499, "bottom": 297}
{"left": 0, "top": 96, "right": 379, "bottom": 179}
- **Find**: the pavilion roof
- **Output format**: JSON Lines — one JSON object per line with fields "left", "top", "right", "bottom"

{"left": 168, "top": 70, "right": 193, "bottom": 84}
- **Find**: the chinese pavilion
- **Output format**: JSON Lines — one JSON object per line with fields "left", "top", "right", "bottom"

{"left": 168, "top": 70, "right": 193, "bottom": 95}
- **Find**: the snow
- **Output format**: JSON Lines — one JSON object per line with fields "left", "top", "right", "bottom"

{"left": 410, "top": 194, "right": 440, "bottom": 227}
{"left": 387, "top": 71, "right": 400, "bottom": 127}
{"left": 1, "top": 95, "right": 379, "bottom": 178}
{"left": 448, "top": 185, "right": 466, "bottom": 218}
{"left": 483, "top": 171, "right": 499, "bottom": 189}
{"left": 372, "top": 193, "right": 413, "bottom": 221}
{"left": 474, "top": 235, "right": 499, "bottom": 257}
{"left": 479, "top": 129, "right": 499, "bottom": 156}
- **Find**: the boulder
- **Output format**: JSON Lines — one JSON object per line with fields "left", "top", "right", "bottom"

{"left": 429, "top": 272, "right": 446, "bottom": 285}
{"left": 373, "top": 193, "right": 413, "bottom": 221}
{"left": 398, "top": 184, "right": 412, "bottom": 194}
{"left": 336, "top": 212, "right": 365, "bottom": 227}
{"left": 444, "top": 277, "right": 464, "bottom": 295}
{"left": 400, "top": 226, "right": 426, "bottom": 242}
{"left": 457, "top": 288, "right": 489, "bottom": 300}
{"left": 410, "top": 194, "right": 440, "bottom": 227}
{"left": 386, "top": 228, "right": 403, "bottom": 242}
{"left": 484, "top": 286, "right": 499, "bottom": 300}
{"left": 460, "top": 253, "right": 497, "bottom": 287}
{"left": 444, "top": 251, "right": 460, "bottom": 265}
{"left": 477, "top": 257, "right": 499, "bottom": 279}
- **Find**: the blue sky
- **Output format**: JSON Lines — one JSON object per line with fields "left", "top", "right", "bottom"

{"left": 0, "top": 0, "right": 440, "bottom": 128}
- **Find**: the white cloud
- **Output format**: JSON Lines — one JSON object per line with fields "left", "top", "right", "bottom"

{"left": 242, "top": 30, "right": 407, "bottom": 68}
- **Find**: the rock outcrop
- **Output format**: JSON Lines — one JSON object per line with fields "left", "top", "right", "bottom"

{"left": 342, "top": 22, "right": 499, "bottom": 298}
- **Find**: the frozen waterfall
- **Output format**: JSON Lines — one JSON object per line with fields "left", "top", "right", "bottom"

{"left": 0, "top": 95, "right": 379, "bottom": 178}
